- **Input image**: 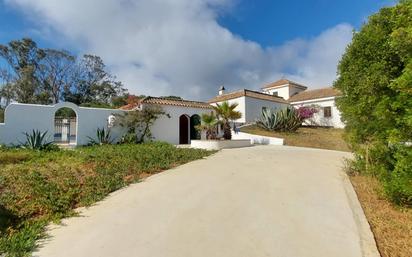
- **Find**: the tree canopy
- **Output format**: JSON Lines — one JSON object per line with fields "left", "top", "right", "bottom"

{"left": 0, "top": 38, "right": 128, "bottom": 107}
{"left": 334, "top": 0, "right": 412, "bottom": 205}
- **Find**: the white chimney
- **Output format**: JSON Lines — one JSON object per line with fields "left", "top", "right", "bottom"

{"left": 218, "top": 85, "right": 226, "bottom": 95}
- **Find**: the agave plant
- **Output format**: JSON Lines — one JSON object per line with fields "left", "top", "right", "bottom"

{"left": 87, "top": 128, "right": 114, "bottom": 145}
{"left": 196, "top": 112, "right": 219, "bottom": 140}
{"left": 257, "top": 107, "right": 302, "bottom": 132}
{"left": 21, "top": 130, "right": 53, "bottom": 150}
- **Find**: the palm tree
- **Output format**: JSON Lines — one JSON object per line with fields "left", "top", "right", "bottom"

{"left": 196, "top": 112, "right": 219, "bottom": 140}
{"left": 213, "top": 101, "right": 242, "bottom": 140}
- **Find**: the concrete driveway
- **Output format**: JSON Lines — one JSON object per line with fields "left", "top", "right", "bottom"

{"left": 35, "top": 146, "right": 379, "bottom": 257}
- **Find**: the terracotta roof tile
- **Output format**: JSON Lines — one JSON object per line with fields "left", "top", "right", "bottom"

{"left": 262, "top": 79, "right": 307, "bottom": 90}
{"left": 119, "top": 103, "right": 140, "bottom": 110}
{"left": 208, "top": 89, "right": 288, "bottom": 104}
{"left": 288, "top": 87, "right": 342, "bottom": 102}
{"left": 119, "top": 97, "right": 212, "bottom": 110}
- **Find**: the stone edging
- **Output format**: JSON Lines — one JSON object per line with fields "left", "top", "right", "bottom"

{"left": 341, "top": 172, "right": 381, "bottom": 257}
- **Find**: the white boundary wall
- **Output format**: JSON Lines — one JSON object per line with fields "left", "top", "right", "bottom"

{"left": 0, "top": 102, "right": 125, "bottom": 146}
{"left": 191, "top": 139, "right": 251, "bottom": 150}
{"left": 232, "top": 131, "right": 284, "bottom": 145}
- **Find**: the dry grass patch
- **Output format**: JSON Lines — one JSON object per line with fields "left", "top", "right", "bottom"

{"left": 350, "top": 175, "right": 412, "bottom": 257}
{"left": 240, "top": 125, "right": 350, "bottom": 152}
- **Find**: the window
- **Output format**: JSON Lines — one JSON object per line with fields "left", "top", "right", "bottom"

{"left": 323, "top": 106, "right": 332, "bottom": 118}
{"left": 272, "top": 92, "right": 278, "bottom": 96}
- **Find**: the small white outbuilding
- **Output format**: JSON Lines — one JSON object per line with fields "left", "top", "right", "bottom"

{"left": 120, "top": 97, "right": 213, "bottom": 145}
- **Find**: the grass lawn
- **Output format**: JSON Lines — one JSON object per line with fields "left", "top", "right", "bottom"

{"left": 350, "top": 175, "right": 412, "bottom": 257}
{"left": 240, "top": 125, "right": 350, "bottom": 152}
{"left": 0, "top": 142, "right": 214, "bottom": 257}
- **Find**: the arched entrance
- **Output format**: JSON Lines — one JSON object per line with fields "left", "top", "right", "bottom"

{"left": 179, "top": 114, "right": 190, "bottom": 144}
{"left": 190, "top": 114, "right": 201, "bottom": 140}
{"left": 54, "top": 107, "right": 77, "bottom": 145}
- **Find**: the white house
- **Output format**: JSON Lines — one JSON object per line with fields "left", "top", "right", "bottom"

{"left": 261, "top": 79, "right": 308, "bottom": 99}
{"left": 208, "top": 88, "right": 289, "bottom": 124}
{"left": 260, "top": 79, "right": 344, "bottom": 128}
{"left": 288, "top": 87, "right": 344, "bottom": 128}
{"left": 0, "top": 78, "right": 344, "bottom": 147}
{"left": 209, "top": 79, "right": 344, "bottom": 128}
{"left": 120, "top": 96, "right": 213, "bottom": 145}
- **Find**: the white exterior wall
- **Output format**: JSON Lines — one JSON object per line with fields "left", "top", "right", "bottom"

{"left": 144, "top": 104, "right": 212, "bottom": 145}
{"left": 244, "top": 96, "right": 288, "bottom": 123}
{"left": 211, "top": 96, "right": 287, "bottom": 124}
{"left": 291, "top": 97, "right": 345, "bottom": 128}
{"left": 263, "top": 86, "right": 289, "bottom": 99}
{"left": 0, "top": 102, "right": 125, "bottom": 146}
{"left": 263, "top": 85, "right": 305, "bottom": 100}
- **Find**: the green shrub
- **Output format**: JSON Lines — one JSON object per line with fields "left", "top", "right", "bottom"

{"left": 0, "top": 143, "right": 213, "bottom": 256}
{"left": 335, "top": 0, "right": 412, "bottom": 206}
{"left": 383, "top": 145, "right": 412, "bottom": 206}
{"left": 87, "top": 128, "right": 114, "bottom": 145}
{"left": 114, "top": 105, "right": 169, "bottom": 143}
{"left": 19, "top": 130, "right": 55, "bottom": 151}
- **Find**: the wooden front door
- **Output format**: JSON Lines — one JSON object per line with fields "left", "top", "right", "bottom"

{"left": 179, "top": 115, "right": 189, "bottom": 144}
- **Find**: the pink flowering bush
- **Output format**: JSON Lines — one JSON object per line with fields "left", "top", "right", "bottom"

{"left": 297, "top": 106, "right": 318, "bottom": 120}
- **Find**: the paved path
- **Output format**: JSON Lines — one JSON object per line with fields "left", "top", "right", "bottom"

{"left": 35, "top": 146, "right": 379, "bottom": 257}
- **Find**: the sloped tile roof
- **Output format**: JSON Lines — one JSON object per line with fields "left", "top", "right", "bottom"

{"left": 208, "top": 89, "right": 288, "bottom": 104}
{"left": 262, "top": 79, "right": 308, "bottom": 90}
{"left": 119, "top": 96, "right": 212, "bottom": 110}
{"left": 288, "top": 87, "right": 342, "bottom": 103}
{"left": 119, "top": 103, "right": 140, "bottom": 110}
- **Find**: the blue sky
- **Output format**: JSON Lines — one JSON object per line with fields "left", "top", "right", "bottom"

{"left": 219, "top": 0, "right": 394, "bottom": 46}
{"left": 0, "top": 0, "right": 393, "bottom": 49}
{"left": 0, "top": 0, "right": 396, "bottom": 100}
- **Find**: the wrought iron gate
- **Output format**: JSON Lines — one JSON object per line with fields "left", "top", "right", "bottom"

{"left": 54, "top": 117, "right": 76, "bottom": 144}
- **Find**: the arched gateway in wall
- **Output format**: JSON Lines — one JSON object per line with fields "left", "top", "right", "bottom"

{"left": 54, "top": 107, "right": 77, "bottom": 145}
{"left": 52, "top": 102, "right": 80, "bottom": 145}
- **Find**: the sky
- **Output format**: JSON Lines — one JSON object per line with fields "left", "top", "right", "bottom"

{"left": 0, "top": 0, "right": 395, "bottom": 101}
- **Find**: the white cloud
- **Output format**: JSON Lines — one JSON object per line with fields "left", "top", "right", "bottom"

{"left": 5, "top": 0, "right": 353, "bottom": 100}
